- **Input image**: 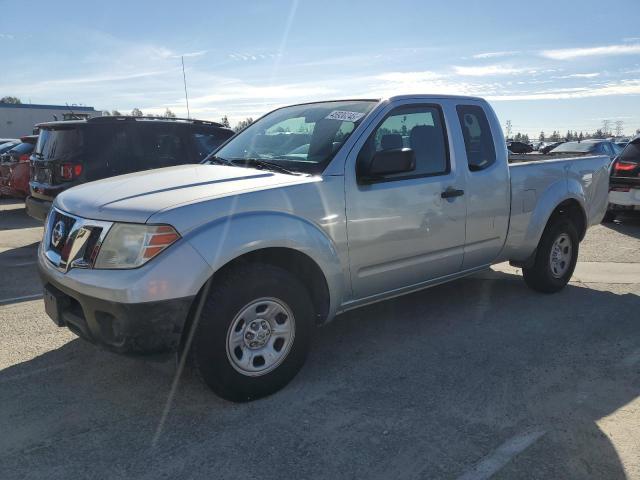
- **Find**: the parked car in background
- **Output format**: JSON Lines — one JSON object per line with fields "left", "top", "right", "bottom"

{"left": 548, "top": 139, "right": 621, "bottom": 160}
{"left": 26, "top": 116, "right": 234, "bottom": 221}
{"left": 0, "top": 135, "right": 38, "bottom": 198}
{"left": 0, "top": 140, "right": 20, "bottom": 155}
{"left": 539, "top": 141, "right": 563, "bottom": 154}
{"left": 38, "top": 95, "right": 610, "bottom": 401}
{"left": 507, "top": 141, "right": 533, "bottom": 154}
{"left": 604, "top": 135, "right": 640, "bottom": 222}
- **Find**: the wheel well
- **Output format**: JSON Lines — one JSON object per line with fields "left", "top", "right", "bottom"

{"left": 547, "top": 199, "right": 587, "bottom": 240}
{"left": 184, "top": 247, "right": 330, "bottom": 340}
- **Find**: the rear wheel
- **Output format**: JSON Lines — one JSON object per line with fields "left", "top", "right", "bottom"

{"left": 522, "top": 219, "right": 579, "bottom": 293}
{"left": 190, "top": 263, "right": 314, "bottom": 402}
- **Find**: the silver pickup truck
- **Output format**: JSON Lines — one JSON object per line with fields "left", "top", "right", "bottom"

{"left": 38, "top": 95, "right": 610, "bottom": 401}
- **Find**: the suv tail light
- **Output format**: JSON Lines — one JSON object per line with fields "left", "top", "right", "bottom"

{"left": 60, "top": 163, "right": 83, "bottom": 180}
{"left": 613, "top": 159, "right": 638, "bottom": 174}
{"left": 18, "top": 154, "right": 30, "bottom": 162}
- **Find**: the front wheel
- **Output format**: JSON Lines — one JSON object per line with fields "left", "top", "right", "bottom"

{"left": 522, "top": 220, "right": 579, "bottom": 293}
{"left": 190, "top": 263, "right": 314, "bottom": 402}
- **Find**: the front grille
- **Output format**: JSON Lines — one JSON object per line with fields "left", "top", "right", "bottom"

{"left": 49, "top": 211, "right": 76, "bottom": 255}
{"left": 44, "top": 208, "right": 113, "bottom": 272}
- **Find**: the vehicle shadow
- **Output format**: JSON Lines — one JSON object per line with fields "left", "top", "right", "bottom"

{"left": 0, "top": 200, "right": 40, "bottom": 231}
{"left": 603, "top": 212, "right": 640, "bottom": 239}
{"left": 0, "top": 272, "right": 638, "bottom": 479}
{"left": 0, "top": 241, "right": 42, "bottom": 305}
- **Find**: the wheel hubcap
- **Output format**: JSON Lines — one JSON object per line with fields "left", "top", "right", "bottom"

{"left": 226, "top": 297, "right": 295, "bottom": 376}
{"left": 549, "top": 233, "right": 572, "bottom": 278}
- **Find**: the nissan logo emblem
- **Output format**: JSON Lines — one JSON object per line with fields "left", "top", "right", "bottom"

{"left": 51, "top": 220, "right": 66, "bottom": 248}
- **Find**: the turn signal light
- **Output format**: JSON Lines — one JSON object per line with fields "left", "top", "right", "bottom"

{"left": 143, "top": 226, "right": 181, "bottom": 259}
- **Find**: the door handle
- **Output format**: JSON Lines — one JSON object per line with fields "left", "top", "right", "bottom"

{"left": 441, "top": 187, "right": 465, "bottom": 199}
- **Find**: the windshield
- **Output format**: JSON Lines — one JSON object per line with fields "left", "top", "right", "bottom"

{"left": 550, "top": 141, "right": 596, "bottom": 153}
{"left": 207, "top": 100, "right": 377, "bottom": 174}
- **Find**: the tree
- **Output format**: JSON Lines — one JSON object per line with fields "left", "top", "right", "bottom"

{"left": 131, "top": 108, "right": 143, "bottom": 117}
{"left": 234, "top": 117, "right": 254, "bottom": 132}
{"left": 593, "top": 128, "right": 605, "bottom": 139}
{"left": 504, "top": 120, "right": 512, "bottom": 139}
{"left": 550, "top": 130, "right": 560, "bottom": 142}
{"left": 111, "top": 110, "right": 122, "bottom": 116}
{"left": 0, "top": 96, "right": 21, "bottom": 104}
{"left": 578, "top": 132, "right": 584, "bottom": 141}
{"left": 220, "top": 115, "right": 230, "bottom": 128}
{"left": 163, "top": 108, "right": 176, "bottom": 118}
{"left": 102, "top": 111, "right": 111, "bottom": 116}
{"left": 539, "top": 131, "right": 545, "bottom": 142}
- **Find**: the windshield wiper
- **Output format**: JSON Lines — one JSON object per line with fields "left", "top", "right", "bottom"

{"left": 230, "top": 158, "right": 304, "bottom": 176}
{"left": 204, "top": 155, "right": 234, "bottom": 166}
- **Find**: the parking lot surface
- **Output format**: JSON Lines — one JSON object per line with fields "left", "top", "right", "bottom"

{"left": 1, "top": 198, "right": 639, "bottom": 479}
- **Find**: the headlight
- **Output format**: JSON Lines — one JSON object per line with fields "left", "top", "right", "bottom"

{"left": 94, "top": 223, "right": 180, "bottom": 269}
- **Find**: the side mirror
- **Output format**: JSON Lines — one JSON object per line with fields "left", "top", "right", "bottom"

{"left": 359, "top": 148, "right": 416, "bottom": 183}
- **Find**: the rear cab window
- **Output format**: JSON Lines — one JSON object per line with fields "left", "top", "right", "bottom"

{"left": 456, "top": 105, "right": 496, "bottom": 171}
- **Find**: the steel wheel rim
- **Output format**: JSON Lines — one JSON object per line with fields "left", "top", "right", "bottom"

{"left": 549, "top": 233, "right": 572, "bottom": 278}
{"left": 226, "top": 297, "right": 296, "bottom": 377}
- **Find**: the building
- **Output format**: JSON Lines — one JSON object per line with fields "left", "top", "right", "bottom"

{"left": 0, "top": 103, "right": 102, "bottom": 138}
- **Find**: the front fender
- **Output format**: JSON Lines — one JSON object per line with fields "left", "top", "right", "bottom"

{"left": 184, "top": 211, "right": 346, "bottom": 319}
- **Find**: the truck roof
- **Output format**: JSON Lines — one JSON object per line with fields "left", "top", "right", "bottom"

{"left": 36, "top": 116, "right": 227, "bottom": 129}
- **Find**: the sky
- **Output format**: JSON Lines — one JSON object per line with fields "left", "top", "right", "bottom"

{"left": 1, "top": 0, "right": 639, "bottom": 137}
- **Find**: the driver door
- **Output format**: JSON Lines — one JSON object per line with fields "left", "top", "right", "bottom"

{"left": 345, "top": 101, "right": 467, "bottom": 300}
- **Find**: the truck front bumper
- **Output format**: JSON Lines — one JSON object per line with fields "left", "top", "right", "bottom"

{"left": 40, "top": 274, "right": 194, "bottom": 354}
{"left": 37, "top": 235, "right": 213, "bottom": 355}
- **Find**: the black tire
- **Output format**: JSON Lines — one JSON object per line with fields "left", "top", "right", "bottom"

{"left": 522, "top": 219, "right": 579, "bottom": 294}
{"left": 189, "top": 263, "right": 314, "bottom": 402}
{"left": 602, "top": 210, "right": 616, "bottom": 223}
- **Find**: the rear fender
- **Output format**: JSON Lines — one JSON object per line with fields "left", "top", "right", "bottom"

{"left": 508, "top": 178, "right": 586, "bottom": 262}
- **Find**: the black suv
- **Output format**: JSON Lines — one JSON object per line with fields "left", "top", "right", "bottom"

{"left": 26, "top": 116, "right": 234, "bottom": 220}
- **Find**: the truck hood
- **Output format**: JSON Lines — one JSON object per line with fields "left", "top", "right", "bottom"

{"left": 55, "top": 164, "right": 314, "bottom": 223}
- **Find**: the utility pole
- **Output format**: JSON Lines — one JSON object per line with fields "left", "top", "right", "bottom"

{"left": 181, "top": 56, "right": 191, "bottom": 119}
{"left": 615, "top": 120, "right": 624, "bottom": 137}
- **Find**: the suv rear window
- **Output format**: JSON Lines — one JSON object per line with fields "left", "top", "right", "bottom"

{"left": 35, "top": 128, "right": 85, "bottom": 160}
{"left": 192, "top": 132, "right": 231, "bottom": 160}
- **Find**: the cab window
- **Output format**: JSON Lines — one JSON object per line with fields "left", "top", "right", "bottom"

{"left": 456, "top": 105, "right": 496, "bottom": 171}
{"left": 358, "top": 104, "right": 449, "bottom": 180}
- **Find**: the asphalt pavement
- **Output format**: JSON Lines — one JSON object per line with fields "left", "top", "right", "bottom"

{"left": 1, "top": 198, "right": 639, "bottom": 479}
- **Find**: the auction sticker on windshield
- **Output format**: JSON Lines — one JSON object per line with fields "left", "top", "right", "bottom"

{"left": 325, "top": 111, "right": 365, "bottom": 122}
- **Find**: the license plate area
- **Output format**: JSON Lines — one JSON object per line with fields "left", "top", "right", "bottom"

{"left": 35, "top": 167, "right": 52, "bottom": 184}
{"left": 44, "top": 285, "right": 70, "bottom": 327}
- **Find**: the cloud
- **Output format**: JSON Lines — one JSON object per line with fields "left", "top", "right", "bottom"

{"left": 557, "top": 72, "right": 601, "bottom": 79}
{"left": 472, "top": 51, "right": 519, "bottom": 59}
{"left": 488, "top": 79, "right": 640, "bottom": 101}
{"left": 0, "top": 33, "right": 14, "bottom": 40}
{"left": 453, "top": 65, "right": 530, "bottom": 76}
{"left": 541, "top": 43, "right": 640, "bottom": 60}
{"left": 171, "top": 50, "right": 207, "bottom": 58}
